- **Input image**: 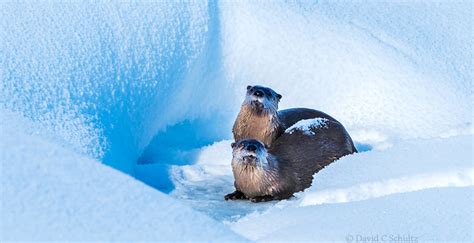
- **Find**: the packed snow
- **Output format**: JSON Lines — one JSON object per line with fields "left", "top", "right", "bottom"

{"left": 0, "top": 109, "right": 245, "bottom": 241}
{"left": 300, "top": 135, "right": 474, "bottom": 206}
{"left": 285, "top": 118, "right": 329, "bottom": 135}
{"left": 231, "top": 187, "right": 473, "bottom": 242}
{"left": 1, "top": 1, "right": 472, "bottom": 241}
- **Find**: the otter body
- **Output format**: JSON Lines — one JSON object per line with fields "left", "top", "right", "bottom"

{"left": 225, "top": 118, "right": 356, "bottom": 202}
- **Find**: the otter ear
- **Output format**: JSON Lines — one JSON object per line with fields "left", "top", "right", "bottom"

{"left": 276, "top": 93, "right": 282, "bottom": 100}
{"left": 246, "top": 85, "right": 252, "bottom": 90}
{"left": 231, "top": 142, "right": 236, "bottom": 148}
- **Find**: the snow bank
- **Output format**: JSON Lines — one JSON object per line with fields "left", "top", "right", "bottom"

{"left": 220, "top": 1, "right": 472, "bottom": 141}
{"left": 300, "top": 135, "right": 474, "bottom": 206}
{"left": 231, "top": 187, "right": 473, "bottom": 242}
{"left": 0, "top": 109, "right": 245, "bottom": 241}
{"left": 0, "top": 1, "right": 233, "bottom": 177}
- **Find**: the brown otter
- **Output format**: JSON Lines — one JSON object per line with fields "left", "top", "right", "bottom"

{"left": 233, "top": 85, "right": 353, "bottom": 150}
{"left": 225, "top": 117, "right": 356, "bottom": 202}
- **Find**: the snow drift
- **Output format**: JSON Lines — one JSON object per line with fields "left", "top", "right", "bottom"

{"left": 220, "top": 1, "right": 472, "bottom": 141}
{"left": 0, "top": 109, "right": 244, "bottom": 241}
{"left": 231, "top": 187, "right": 473, "bottom": 242}
{"left": 1, "top": 1, "right": 231, "bottom": 179}
{"left": 1, "top": 1, "right": 472, "bottom": 241}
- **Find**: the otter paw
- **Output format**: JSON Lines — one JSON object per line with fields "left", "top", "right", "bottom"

{"left": 224, "top": 190, "right": 246, "bottom": 200}
{"left": 250, "top": 195, "right": 274, "bottom": 203}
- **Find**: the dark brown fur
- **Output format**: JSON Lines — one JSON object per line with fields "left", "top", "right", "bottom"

{"left": 270, "top": 119, "right": 356, "bottom": 192}
{"left": 226, "top": 119, "right": 356, "bottom": 202}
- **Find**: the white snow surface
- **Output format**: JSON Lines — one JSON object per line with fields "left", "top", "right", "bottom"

{"left": 1, "top": 1, "right": 473, "bottom": 241}
{"left": 285, "top": 118, "right": 329, "bottom": 135}
{"left": 0, "top": 109, "right": 245, "bottom": 241}
{"left": 231, "top": 187, "right": 473, "bottom": 242}
{"left": 300, "top": 135, "right": 474, "bottom": 206}
{"left": 171, "top": 135, "right": 473, "bottom": 241}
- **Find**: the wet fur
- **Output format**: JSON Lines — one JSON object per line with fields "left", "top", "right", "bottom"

{"left": 228, "top": 85, "right": 357, "bottom": 202}
{"left": 270, "top": 119, "right": 355, "bottom": 192}
{"left": 227, "top": 120, "right": 356, "bottom": 201}
{"left": 233, "top": 104, "right": 281, "bottom": 147}
{"left": 229, "top": 140, "right": 296, "bottom": 200}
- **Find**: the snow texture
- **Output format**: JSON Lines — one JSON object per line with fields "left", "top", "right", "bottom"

{"left": 0, "top": 109, "right": 245, "bottom": 241}
{"left": 1, "top": 0, "right": 473, "bottom": 241}
{"left": 170, "top": 135, "right": 473, "bottom": 242}
{"left": 285, "top": 118, "right": 329, "bottom": 135}
{"left": 220, "top": 1, "right": 472, "bottom": 141}
{"left": 231, "top": 187, "right": 473, "bottom": 242}
{"left": 300, "top": 135, "right": 474, "bottom": 206}
{"left": 1, "top": 1, "right": 231, "bottom": 178}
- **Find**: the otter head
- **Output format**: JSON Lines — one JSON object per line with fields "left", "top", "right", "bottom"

{"left": 231, "top": 139, "right": 269, "bottom": 168}
{"left": 243, "top": 85, "right": 282, "bottom": 115}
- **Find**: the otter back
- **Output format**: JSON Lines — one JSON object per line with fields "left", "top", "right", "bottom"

{"left": 269, "top": 118, "right": 356, "bottom": 192}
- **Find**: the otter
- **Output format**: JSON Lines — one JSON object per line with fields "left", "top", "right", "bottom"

{"left": 225, "top": 117, "right": 356, "bottom": 202}
{"left": 233, "top": 85, "right": 353, "bottom": 150}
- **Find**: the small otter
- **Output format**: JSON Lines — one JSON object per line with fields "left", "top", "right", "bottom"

{"left": 233, "top": 85, "right": 351, "bottom": 149}
{"left": 225, "top": 118, "right": 356, "bottom": 202}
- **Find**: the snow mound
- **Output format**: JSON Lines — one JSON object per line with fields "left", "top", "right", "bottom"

{"left": 231, "top": 187, "right": 473, "bottom": 242}
{"left": 0, "top": 1, "right": 232, "bottom": 176}
{"left": 284, "top": 118, "right": 329, "bottom": 135}
{"left": 301, "top": 135, "right": 474, "bottom": 206}
{"left": 0, "top": 109, "right": 245, "bottom": 241}
{"left": 220, "top": 1, "right": 472, "bottom": 141}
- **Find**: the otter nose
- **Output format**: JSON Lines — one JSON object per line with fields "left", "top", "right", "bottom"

{"left": 246, "top": 144, "right": 257, "bottom": 152}
{"left": 253, "top": 90, "right": 264, "bottom": 97}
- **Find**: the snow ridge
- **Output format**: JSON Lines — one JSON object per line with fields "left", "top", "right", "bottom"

{"left": 301, "top": 168, "right": 474, "bottom": 206}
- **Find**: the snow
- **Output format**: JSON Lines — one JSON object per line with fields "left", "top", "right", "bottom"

{"left": 0, "top": 109, "right": 245, "bottom": 241}
{"left": 0, "top": 1, "right": 231, "bottom": 176}
{"left": 170, "top": 134, "right": 473, "bottom": 242}
{"left": 285, "top": 118, "right": 329, "bottom": 135}
{"left": 300, "top": 135, "right": 474, "bottom": 206}
{"left": 220, "top": 1, "right": 472, "bottom": 142}
{"left": 231, "top": 187, "right": 473, "bottom": 242}
{"left": 1, "top": 1, "right": 473, "bottom": 241}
